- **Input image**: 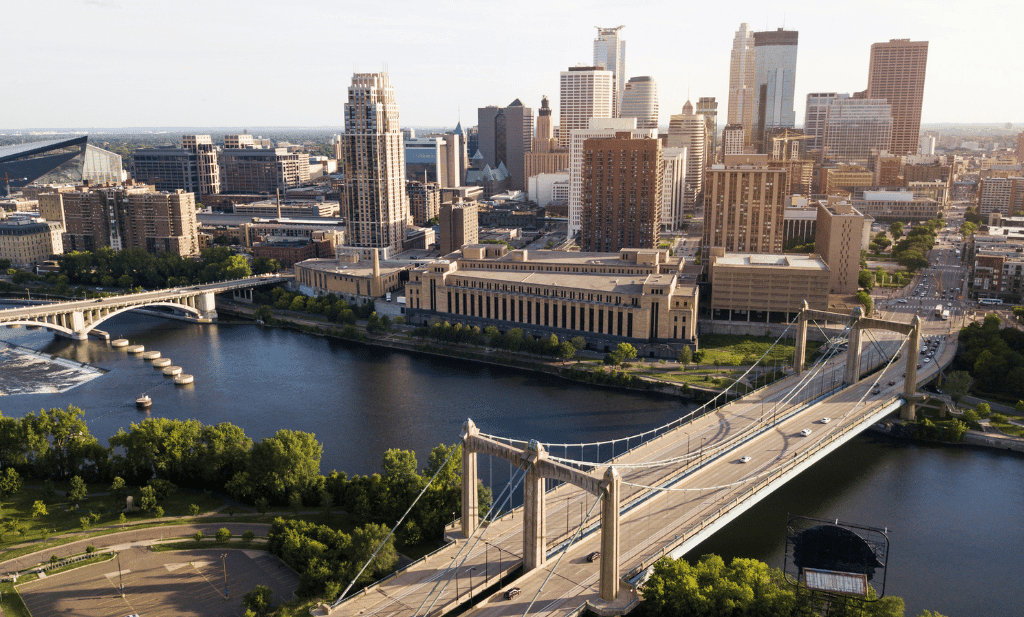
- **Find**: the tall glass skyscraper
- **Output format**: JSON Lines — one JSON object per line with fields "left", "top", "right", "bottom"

{"left": 752, "top": 28, "right": 798, "bottom": 152}
{"left": 727, "top": 23, "right": 756, "bottom": 149}
{"left": 620, "top": 76, "right": 659, "bottom": 131}
{"left": 593, "top": 26, "right": 626, "bottom": 117}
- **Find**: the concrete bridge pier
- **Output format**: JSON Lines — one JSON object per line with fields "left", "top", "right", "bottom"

{"left": 794, "top": 301, "right": 808, "bottom": 375}
{"left": 523, "top": 442, "right": 547, "bottom": 571}
{"left": 196, "top": 292, "right": 217, "bottom": 322}
{"left": 599, "top": 467, "right": 620, "bottom": 602}
{"left": 54, "top": 311, "right": 88, "bottom": 340}
{"left": 233, "top": 288, "right": 254, "bottom": 303}
{"left": 461, "top": 420, "right": 479, "bottom": 537}
{"left": 843, "top": 323, "right": 864, "bottom": 385}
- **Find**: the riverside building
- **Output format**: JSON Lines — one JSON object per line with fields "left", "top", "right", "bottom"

{"left": 404, "top": 245, "right": 698, "bottom": 355}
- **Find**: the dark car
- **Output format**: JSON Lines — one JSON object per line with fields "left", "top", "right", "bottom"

{"left": 587, "top": 551, "right": 601, "bottom": 562}
{"left": 505, "top": 587, "right": 521, "bottom": 600}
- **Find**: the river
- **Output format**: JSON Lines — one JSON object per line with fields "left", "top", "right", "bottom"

{"left": 1, "top": 310, "right": 1022, "bottom": 616}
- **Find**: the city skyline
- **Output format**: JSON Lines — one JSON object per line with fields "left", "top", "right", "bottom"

{"left": 4, "top": 0, "right": 1020, "bottom": 129}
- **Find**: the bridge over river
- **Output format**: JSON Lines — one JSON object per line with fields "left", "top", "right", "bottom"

{"left": 0, "top": 274, "right": 290, "bottom": 339}
{"left": 327, "top": 305, "right": 957, "bottom": 617}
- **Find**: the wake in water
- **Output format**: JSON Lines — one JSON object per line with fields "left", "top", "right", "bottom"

{"left": 0, "top": 344, "right": 105, "bottom": 396}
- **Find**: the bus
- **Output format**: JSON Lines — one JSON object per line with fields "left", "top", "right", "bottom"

{"left": 979, "top": 298, "right": 1003, "bottom": 306}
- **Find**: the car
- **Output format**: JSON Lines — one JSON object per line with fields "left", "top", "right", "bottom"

{"left": 888, "top": 380, "right": 896, "bottom": 386}
{"left": 947, "top": 302, "right": 953, "bottom": 307}
{"left": 898, "top": 299, "right": 908, "bottom": 304}
{"left": 924, "top": 358, "right": 931, "bottom": 363}
{"left": 820, "top": 417, "right": 832, "bottom": 424}
{"left": 800, "top": 428, "right": 812, "bottom": 436}
{"left": 505, "top": 587, "right": 521, "bottom": 600}
{"left": 588, "top": 551, "right": 602, "bottom": 561}
{"left": 917, "top": 363, "right": 922, "bottom": 369}
{"left": 739, "top": 456, "right": 752, "bottom": 463}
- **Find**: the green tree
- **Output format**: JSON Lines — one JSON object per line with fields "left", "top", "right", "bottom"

{"left": 109, "top": 476, "right": 127, "bottom": 501}
{"left": 0, "top": 467, "right": 21, "bottom": 498}
{"left": 67, "top": 476, "right": 88, "bottom": 506}
{"left": 856, "top": 290, "right": 874, "bottom": 316}
{"left": 216, "top": 527, "right": 232, "bottom": 542}
{"left": 858, "top": 269, "right": 875, "bottom": 291}
{"left": 242, "top": 530, "right": 255, "bottom": 544}
{"left": 189, "top": 503, "right": 201, "bottom": 516}
{"left": 557, "top": 341, "right": 577, "bottom": 360}
{"left": 960, "top": 221, "right": 978, "bottom": 237}
{"left": 1015, "top": 400, "right": 1024, "bottom": 415}
{"left": 31, "top": 500, "right": 48, "bottom": 519}
{"left": 254, "top": 305, "right": 273, "bottom": 323}
{"left": 250, "top": 257, "right": 281, "bottom": 275}
{"left": 889, "top": 221, "right": 904, "bottom": 238}
{"left": 241, "top": 584, "right": 274, "bottom": 616}
{"left": 138, "top": 485, "right": 157, "bottom": 511}
{"left": 974, "top": 402, "right": 992, "bottom": 419}
{"left": 350, "top": 522, "right": 398, "bottom": 581}
{"left": 228, "top": 429, "right": 323, "bottom": 503}
{"left": 677, "top": 346, "right": 693, "bottom": 365}
{"left": 943, "top": 371, "right": 973, "bottom": 405}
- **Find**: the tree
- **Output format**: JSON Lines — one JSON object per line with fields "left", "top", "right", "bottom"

{"left": 943, "top": 371, "right": 973, "bottom": 405}
{"left": 677, "top": 346, "right": 693, "bottom": 365}
{"left": 1016, "top": 400, "right": 1024, "bottom": 415}
{"left": 960, "top": 221, "right": 978, "bottom": 237}
{"left": 242, "top": 530, "right": 255, "bottom": 544}
{"left": 110, "top": 476, "right": 127, "bottom": 501}
{"left": 557, "top": 341, "right": 577, "bottom": 360}
{"left": 254, "top": 305, "right": 273, "bottom": 323}
{"left": 0, "top": 467, "right": 21, "bottom": 498}
{"left": 856, "top": 291, "right": 874, "bottom": 317}
{"left": 350, "top": 522, "right": 398, "bottom": 581}
{"left": 216, "top": 527, "right": 232, "bottom": 542}
{"left": 189, "top": 503, "right": 201, "bottom": 516}
{"left": 31, "top": 500, "right": 48, "bottom": 519}
{"left": 889, "top": 221, "right": 904, "bottom": 238}
{"left": 251, "top": 257, "right": 281, "bottom": 275}
{"left": 68, "top": 476, "right": 88, "bottom": 506}
{"left": 194, "top": 531, "right": 204, "bottom": 542}
{"left": 138, "top": 485, "right": 158, "bottom": 511}
{"left": 858, "top": 269, "right": 875, "bottom": 291}
{"left": 241, "top": 584, "right": 274, "bottom": 616}
{"left": 974, "top": 402, "right": 992, "bottom": 419}
{"left": 229, "top": 429, "right": 323, "bottom": 503}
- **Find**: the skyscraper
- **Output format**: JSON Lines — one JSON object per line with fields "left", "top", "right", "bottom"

{"left": 703, "top": 154, "right": 787, "bottom": 255}
{"left": 342, "top": 72, "right": 409, "bottom": 254}
{"left": 668, "top": 101, "right": 706, "bottom": 214}
{"left": 620, "top": 76, "right": 659, "bottom": 131}
{"left": 804, "top": 93, "right": 839, "bottom": 155}
{"left": 696, "top": 97, "right": 719, "bottom": 164}
{"left": 822, "top": 97, "right": 893, "bottom": 163}
{"left": 866, "top": 39, "right": 929, "bottom": 156}
{"left": 727, "top": 23, "right": 756, "bottom": 149}
{"left": 477, "top": 100, "right": 534, "bottom": 191}
{"left": 752, "top": 28, "right": 799, "bottom": 152}
{"left": 558, "top": 67, "right": 614, "bottom": 149}
{"left": 593, "top": 26, "right": 626, "bottom": 117}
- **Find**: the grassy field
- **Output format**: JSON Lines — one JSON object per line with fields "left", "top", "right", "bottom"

{"left": 0, "top": 483, "right": 225, "bottom": 554}
{"left": 0, "top": 581, "right": 32, "bottom": 617}
{"left": 695, "top": 334, "right": 823, "bottom": 367}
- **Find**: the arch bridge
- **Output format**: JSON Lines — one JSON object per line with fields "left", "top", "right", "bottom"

{"left": 0, "top": 275, "right": 290, "bottom": 340}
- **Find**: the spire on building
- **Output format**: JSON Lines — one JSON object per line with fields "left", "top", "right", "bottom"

{"left": 682, "top": 100, "right": 694, "bottom": 115}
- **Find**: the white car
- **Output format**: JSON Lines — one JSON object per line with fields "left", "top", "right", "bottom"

{"left": 820, "top": 417, "right": 832, "bottom": 424}
{"left": 800, "top": 428, "right": 813, "bottom": 437}
{"left": 739, "top": 456, "right": 751, "bottom": 463}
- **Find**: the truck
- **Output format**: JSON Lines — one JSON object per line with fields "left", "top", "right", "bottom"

{"left": 942, "top": 310, "right": 950, "bottom": 321}
{"left": 934, "top": 304, "right": 943, "bottom": 317}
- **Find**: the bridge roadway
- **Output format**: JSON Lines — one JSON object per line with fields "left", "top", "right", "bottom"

{"left": 0, "top": 274, "right": 289, "bottom": 338}
{"left": 333, "top": 331, "right": 953, "bottom": 617}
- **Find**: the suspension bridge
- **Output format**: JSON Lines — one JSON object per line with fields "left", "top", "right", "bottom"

{"left": 0, "top": 274, "right": 289, "bottom": 339}
{"left": 323, "top": 302, "right": 950, "bottom": 617}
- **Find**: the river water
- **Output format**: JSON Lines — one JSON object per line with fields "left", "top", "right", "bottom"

{"left": 1, "top": 310, "right": 1022, "bottom": 616}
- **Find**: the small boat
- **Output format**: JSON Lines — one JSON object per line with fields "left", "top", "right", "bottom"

{"left": 135, "top": 394, "right": 152, "bottom": 409}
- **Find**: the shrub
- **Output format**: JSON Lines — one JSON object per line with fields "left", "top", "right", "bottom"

{"left": 86, "top": 544, "right": 96, "bottom": 554}
{"left": 216, "top": 527, "right": 232, "bottom": 542}
{"left": 194, "top": 531, "right": 204, "bottom": 542}
{"left": 242, "top": 530, "right": 255, "bottom": 544}
{"left": 50, "top": 554, "right": 59, "bottom": 564}
{"left": 189, "top": 503, "right": 200, "bottom": 517}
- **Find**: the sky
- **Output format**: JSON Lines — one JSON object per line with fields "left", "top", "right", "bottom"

{"left": 4, "top": 0, "right": 1021, "bottom": 130}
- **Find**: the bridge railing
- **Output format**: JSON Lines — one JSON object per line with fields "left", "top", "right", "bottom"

{"left": 626, "top": 395, "right": 902, "bottom": 583}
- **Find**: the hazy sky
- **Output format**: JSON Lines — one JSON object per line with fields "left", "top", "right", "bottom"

{"left": 5, "top": 0, "right": 1020, "bottom": 130}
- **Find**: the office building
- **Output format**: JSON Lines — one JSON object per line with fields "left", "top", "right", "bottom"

{"left": 620, "top": 77, "right": 659, "bottom": 131}
{"left": 525, "top": 96, "right": 569, "bottom": 184}
{"left": 567, "top": 118, "right": 655, "bottom": 236}
{"left": 822, "top": 97, "right": 893, "bottom": 163}
{"left": 407, "top": 181, "right": 442, "bottom": 226}
{"left": 1017, "top": 132, "right": 1024, "bottom": 164}
{"left": 49, "top": 184, "right": 198, "bottom": 256}
{"left": 439, "top": 201, "right": 479, "bottom": 254}
{"left": 769, "top": 159, "right": 815, "bottom": 196}
{"left": 782, "top": 205, "right": 817, "bottom": 245}
{"left": 708, "top": 249, "right": 831, "bottom": 317}
{"left": 818, "top": 165, "right": 875, "bottom": 195}
{"left": 0, "top": 217, "right": 63, "bottom": 267}
{"left": 219, "top": 148, "right": 309, "bottom": 194}
{"left": 558, "top": 67, "right": 614, "bottom": 149}
{"left": 238, "top": 217, "right": 345, "bottom": 248}
{"left": 752, "top": 28, "right": 799, "bottom": 152}
{"left": 593, "top": 26, "right": 626, "bottom": 117}
{"left": 661, "top": 148, "right": 687, "bottom": 231}
{"left": 866, "top": 39, "right": 929, "bottom": 156}
{"left": 667, "top": 101, "right": 706, "bottom": 214}
{"left": 703, "top": 154, "right": 787, "bottom": 254}
{"left": 528, "top": 172, "right": 570, "bottom": 207}
{"left": 295, "top": 251, "right": 412, "bottom": 304}
{"left": 477, "top": 100, "right": 534, "bottom": 191}
{"left": 132, "top": 134, "right": 222, "bottom": 197}
{"left": 696, "top": 97, "right": 719, "bottom": 164}
{"left": 919, "top": 134, "right": 936, "bottom": 156}
{"left": 580, "top": 132, "right": 662, "bottom": 253}
{"left": 978, "top": 177, "right": 1024, "bottom": 216}
{"left": 727, "top": 23, "right": 756, "bottom": 150}
{"left": 722, "top": 124, "right": 745, "bottom": 157}
{"left": 405, "top": 245, "right": 698, "bottom": 352}
{"left": 405, "top": 137, "right": 449, "bottom": 184}
{"left": 815, "top": 200, "right": 868, "bottom": 294}
{"left": 851, "top": 190, "right": 941, "bottom": 222}
{"left": 804, "top": 93, "right": 839, "bottom": 155}
{"left": 342, "top": 72, "right": 409, "bottom": 254}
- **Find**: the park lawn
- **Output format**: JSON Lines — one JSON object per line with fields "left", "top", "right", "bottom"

{"left": 696, "top": 334, "right": 822, "bottom": 367}
{"left": 991, "top": 421, "right": 1024, "bottom": 438}
{"left": 0, "top": 581, "right": 31, "bottom": 617}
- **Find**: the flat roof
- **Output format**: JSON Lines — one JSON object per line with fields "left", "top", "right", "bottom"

{"left": 460, "top": 247, "right": 677, "bottom": 268}
{"left": 714, "top": 253, "right": 829, "bottom": 270}
{"left": 446, "top": 269, "right": 696, "bottom": 296}
{"left": 296, "top": 257, "right": 410, "bottom": 277}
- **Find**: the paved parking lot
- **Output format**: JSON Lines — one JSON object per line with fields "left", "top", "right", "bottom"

{"left": 19, "top": 547, "right": 299, "bottom": 617}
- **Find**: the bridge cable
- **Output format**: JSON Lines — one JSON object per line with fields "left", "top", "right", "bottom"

{"left": 332, "top": 444, "right": 459, "bottom": 608}
{"left": 520, "top": 490, "right": 604, "bottom": 617}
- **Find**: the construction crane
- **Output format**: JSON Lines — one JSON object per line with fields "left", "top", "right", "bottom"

{"left": 769, "top": 129, "right": 814, "bottom": 161}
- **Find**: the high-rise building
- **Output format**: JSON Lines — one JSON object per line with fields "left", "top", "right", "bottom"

{"left": 752, "top": 28, "right": 799, "bottom": 152}
{"left": 132, "top": 134, "right": 221, "bottom": 197}
{"left": 567, "top": 118, "right": 654, "bottom": 236}
{"left": 727, "top": 23, "right": 756, "bottom": 150}
{"left": 406, "top": 181, "right": 441, "bottom": 226}
{"left": 439, "top": 201, "right": 479, "bottom": 254}
{"left": 593, "top": 26, "right": 626, "bottom": 117}
{"left": 661, "top": 147, "right": 687, "bottom": 231}
{"left": 558, "top": 67, "right": 614, "bottom": 149}
{"left": 0, "top": 217, "right": 63, "bottom": 268}
{"left": 815, "top": 200, "right": 868, "bottom": 294}
{"left": 667, "top": 101, "right": 706, "bottom": 214}
{"left": 49, "top": 184, "right": 198, "bottom": 256}
{"left": 219, "top": 148, "right": 309, "bottom": 194}
{"left": 580, "top": 133, "right": 661, "bottom": 253}
{"left": 224, "top": 134, "right": 255, "bottom": 149}
{"left": 919, "top": 133, "right": 936, "bottom": 156}
{"left": 696, "top": 97, "right": 719, "bottom": 164}
{"left": 866, "top": 39, "right": 929, "bottom": 156}
{"left": 722, "top": 124, "right": 745, "bottom": 157}
{"left": 342, "top": 72, "right": 409, "bottom": 254}
{"left": 822, "top": 97, "right": 893, "bottom": 163}
{"left": 404, "top": 137, "right": 448, "bottom": 184}
{"left": 804, "top": 93, "right": 839, "bottom": 155}
{"left": 476, "top": 100, "right": 534, "bottom": 191}
{"left": 703, "top": 154, "right": 787, "bottom": 254}
{"left": 620, "top": 76, "right": 659, "bottom": 131}
{"left": 978, "top": 177, "right": 1024, "bottom": 216}
{"left": 536, "top": 96, "right": 554, "bottom": 141}
{"left": 1017, "top": 131, "right": 1024, "bottom": 164}
{"left": 526, "top": 96, "right": 569, "bottom": 184}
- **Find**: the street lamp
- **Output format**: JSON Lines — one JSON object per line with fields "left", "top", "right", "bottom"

{"left": 116, "top": 551, "right": 124, "bottom": 597}
{"left": 221, "top": 553, "right": 228, "bottom": 599}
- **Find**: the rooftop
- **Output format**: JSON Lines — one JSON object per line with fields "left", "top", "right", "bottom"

{"left": 714, "top": 253, "right": 829, "bottom": 271}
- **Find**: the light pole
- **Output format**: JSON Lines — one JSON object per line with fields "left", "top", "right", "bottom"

{"left": 221, "top": 553, "right": 228, "bottom": 599}
{"left": 116, "top": 551, "right": 124, "bottom": 597}
{"left": 700, "top": 437, "right": 707, "bottom": 467}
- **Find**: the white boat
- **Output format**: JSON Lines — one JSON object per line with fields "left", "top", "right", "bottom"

{"left": 135, "top": 394, "right": 152, "bottom": 409}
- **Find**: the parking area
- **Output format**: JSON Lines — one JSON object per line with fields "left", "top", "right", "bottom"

{"left": 19, "top": 547, "right": 299, "bottom": 617}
